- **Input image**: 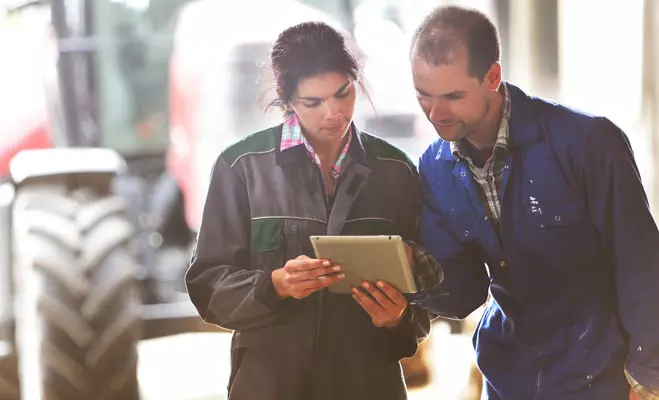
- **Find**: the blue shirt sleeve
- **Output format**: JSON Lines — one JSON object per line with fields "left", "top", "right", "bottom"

{"left": 413, "top": 150, "right": 490, "bottom": 319}
{"left": 581, "top": 117, "right": 659, "bottom": 392}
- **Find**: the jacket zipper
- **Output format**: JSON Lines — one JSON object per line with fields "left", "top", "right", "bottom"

{"left": 311, "top": 163, "right": 329, "bottom": 355}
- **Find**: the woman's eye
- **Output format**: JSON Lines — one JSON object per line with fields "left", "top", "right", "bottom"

{"left": 303, "top": 102, "right": 321, "bottom": 108}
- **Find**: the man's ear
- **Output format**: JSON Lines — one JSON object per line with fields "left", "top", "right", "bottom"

{"left": 485, "top": 62, "right": 502, "bottom": 91}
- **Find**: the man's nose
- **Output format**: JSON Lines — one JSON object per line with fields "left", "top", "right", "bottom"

{"left": 428, "top": 101, "right": 450, "bottom": 123}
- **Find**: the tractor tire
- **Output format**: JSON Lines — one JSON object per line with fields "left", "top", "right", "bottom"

{"left": 12, "top": 184, "right": 141, "bottom": 400}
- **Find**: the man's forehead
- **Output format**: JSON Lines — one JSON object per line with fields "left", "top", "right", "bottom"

{"left": 412, "top": 55, "right": 468, "bottom": 80}
{"left": 412, "top": 57, "right": 479, "bottom": 96}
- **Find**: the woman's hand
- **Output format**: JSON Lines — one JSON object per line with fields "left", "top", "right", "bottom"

{"left": 272, "top": 255, "right": 344, "bottom": 299}
{"left": 352, "top": 280, "right": 407, "bottom": 328}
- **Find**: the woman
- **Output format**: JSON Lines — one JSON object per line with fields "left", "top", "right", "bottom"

{"left": 186, "top": 21, "right": 434, "bottom": 400}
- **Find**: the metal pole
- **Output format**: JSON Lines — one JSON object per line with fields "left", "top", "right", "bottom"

{"left": 643, "top": 0, "right": 659, "bottom": 217}
{"left": 50, "top": 0, "right": 98, "bottom": 148}
{"left": 51, "top": 0, "right": 82, "bottom": 147}
{"left": 339, "top": 0, "right": 355, "bottom": 37}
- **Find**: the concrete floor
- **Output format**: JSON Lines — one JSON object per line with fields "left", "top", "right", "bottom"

{"left": 138, "top": 321, "right": 480, "bottom": 400}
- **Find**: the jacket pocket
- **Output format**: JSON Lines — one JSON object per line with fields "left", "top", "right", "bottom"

{"left": 250, "top": 218, "right": 285, "bottom": 271}
{"left": 251, "top": 218, "right": 284, "bottom": 252}
{"left": 525, "top": 199, "right": 585, "bottom": 230}
{"left": 433, "top": 209, "right": 478, "bottom": 244}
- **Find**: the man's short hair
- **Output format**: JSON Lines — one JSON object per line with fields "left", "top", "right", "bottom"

{"left": 411, "top": 6, "right": 500, "bottom": 81}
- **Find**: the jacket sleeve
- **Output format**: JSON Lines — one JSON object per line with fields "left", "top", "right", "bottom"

{"left": 580, "top": 117, "right": 659, "bottom": 393}
{"left": 382, "top": 306, "right": 431, "bottom": 361}
{"left": 399, "top": 164, "right": 444, "bottom": 292}
{"left": 185, "top": 155, "right": 286, "bottom": 331}
{"left": 411, "top": 153, "right": 490, "bottom": 320}
{"left": 383, "top": 165, "right": 431, "bottom": 361}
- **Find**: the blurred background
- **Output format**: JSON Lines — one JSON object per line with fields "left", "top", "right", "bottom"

{"left": 0, "top": 0, "right": 657, "bottom": 399}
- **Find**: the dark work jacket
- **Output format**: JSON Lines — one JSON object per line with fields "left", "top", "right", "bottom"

{"left": 186, "top": 124, "right": 431, "bottom": 400}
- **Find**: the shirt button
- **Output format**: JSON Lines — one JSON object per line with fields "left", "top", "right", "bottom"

{"left": 554, "top": 215, "right": 562, "bottom": 222}
{"left": 464, "top": 230, "right": 470, "bottom": 237}
{"left": 460, "top": 171, "right": 467, "bottom": 177}
{"left": 504, "top": 164, "right": 510, "bottom": 170}
{"left": 499, "top": 261, "right": 506, "bottom": 268}
{"left": 483, "top": 215, "right": 489, "bottom": 221}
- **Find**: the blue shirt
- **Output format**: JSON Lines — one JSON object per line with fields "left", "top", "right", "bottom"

{"left": 415, "top": 83, "right": 659, "bottom": 399}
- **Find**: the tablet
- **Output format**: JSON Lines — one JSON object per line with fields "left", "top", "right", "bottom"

{"left": 310, "top": 235, "right": 417, "bottom": 294}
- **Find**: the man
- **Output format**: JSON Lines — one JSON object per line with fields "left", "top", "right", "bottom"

{"left": 408, "top": 5, "right": 659, "bottom": 399}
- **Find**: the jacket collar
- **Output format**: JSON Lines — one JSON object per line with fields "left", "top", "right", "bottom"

{"left": 507, "top": 82, "right": 543, "bottom": 148}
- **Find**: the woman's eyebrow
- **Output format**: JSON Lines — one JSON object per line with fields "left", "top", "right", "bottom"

{"left": 297, "top": 81, "right": 352, "bottom": 101}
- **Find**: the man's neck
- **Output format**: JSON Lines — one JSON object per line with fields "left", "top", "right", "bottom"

{"left": 465, "top": 89, "right": 505, "bottom": 163}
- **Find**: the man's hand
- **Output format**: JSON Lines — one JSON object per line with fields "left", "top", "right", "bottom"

{"left": 352, "top": 280, "right": 408, "bottom": 328}
{"left": 271, "top": 255, "right": 344, "bottom": 299}
{"left": 404, "top": 243, "right": 414, "bottom": 270}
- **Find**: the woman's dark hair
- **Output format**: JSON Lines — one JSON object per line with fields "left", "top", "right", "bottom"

{"left": 268, "top": 21, "right": 363, "bottom": 113}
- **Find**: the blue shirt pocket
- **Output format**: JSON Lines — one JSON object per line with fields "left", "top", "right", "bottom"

{"left": 524, "top": 198, "right": 585, "bottom": 230}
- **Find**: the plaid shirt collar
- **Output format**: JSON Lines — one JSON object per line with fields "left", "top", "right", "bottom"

{"left": 451, "top": 83, "right": 512, "bottom": 160}
{"left": 280, "top": 113, "right": 353, "bottom": 180}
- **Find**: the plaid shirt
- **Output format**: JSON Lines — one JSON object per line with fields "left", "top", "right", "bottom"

{"left": 280, "top": 113, "right": 351, "bottom": 183}
{"left": 450, "top": 83, "right": 511, "bottom": 225}
{"left": 408, "top": 242, "right": 443, "bottom": 291}
{"left": 281, "top": 113, "right": 443, "bottom": 292}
